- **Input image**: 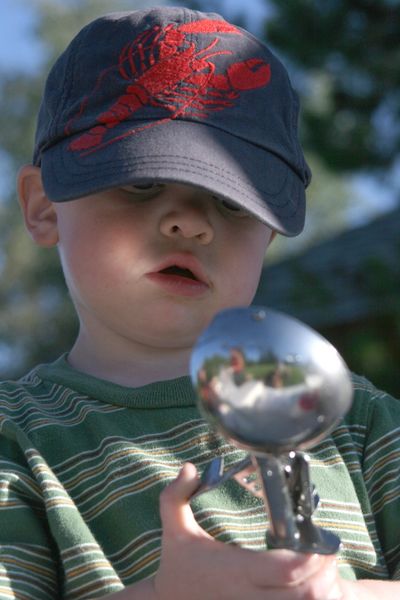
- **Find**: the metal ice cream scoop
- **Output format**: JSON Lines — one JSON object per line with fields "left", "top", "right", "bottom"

{"left": 190, "top": 306, "right": 353, "bottom": 554}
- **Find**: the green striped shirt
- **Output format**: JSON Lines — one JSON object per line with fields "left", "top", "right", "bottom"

{"left": 0, "top": 355, "right": 399, "bottom": 598}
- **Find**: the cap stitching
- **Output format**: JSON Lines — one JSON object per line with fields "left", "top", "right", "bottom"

{"left": 50, "top": 151, "right": 299, "bottom": 213}
{"left": 58, "top": 149, "right": 292, "bottom": 200}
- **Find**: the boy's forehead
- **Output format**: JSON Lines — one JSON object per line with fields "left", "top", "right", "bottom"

{"left": 33, "top": 6, "right": 311, "bottom": 237}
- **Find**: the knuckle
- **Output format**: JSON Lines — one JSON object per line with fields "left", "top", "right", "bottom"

{"left": 280, "top": 561, "right": 309, "bottom": 586}
{"left": 276, "top": 554, "right": 322, "bottom": 587}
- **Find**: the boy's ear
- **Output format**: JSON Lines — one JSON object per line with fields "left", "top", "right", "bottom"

{"left": 17, "top": 165, "right": 59, "bottom": 247}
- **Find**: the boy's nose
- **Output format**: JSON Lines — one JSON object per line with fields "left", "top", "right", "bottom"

{"left": 159, "top": 197, "right": 214, "bottom": 245}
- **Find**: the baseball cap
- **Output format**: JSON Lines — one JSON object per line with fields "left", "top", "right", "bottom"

{"left": 33, "top": 6, "right": 311, "bottom": 236}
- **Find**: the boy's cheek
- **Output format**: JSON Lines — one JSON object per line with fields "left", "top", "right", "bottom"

{"left": 219, "top": 270, "right": 262, "bottom": 310}
{"left": 231, "top": 244, "right": 267, "bottom": 297}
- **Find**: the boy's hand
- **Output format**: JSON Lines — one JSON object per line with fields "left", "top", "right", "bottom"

{"left": 152, "top": 462, "right": 348, "bottom": 600}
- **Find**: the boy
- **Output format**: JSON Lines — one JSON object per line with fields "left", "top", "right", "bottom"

{"left": 1, "top": 6, "right": 400, "bottom": 599}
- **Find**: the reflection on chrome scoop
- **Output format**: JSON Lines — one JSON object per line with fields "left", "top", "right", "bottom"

{"left": 190, "top": 306, "right": 353, "bottom": 554}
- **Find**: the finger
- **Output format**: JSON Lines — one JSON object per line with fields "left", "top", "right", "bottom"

{"left": 244, "top": 549, "right": 326, "bottom": 588}
{"left": 159, "top": 463, "right": 210, "bottom": 539}
{"left": 279, "top": 553, "right": 336, "bottom": 587}
{"left": 287, "top": 556, "right": 344, "bottom": 600}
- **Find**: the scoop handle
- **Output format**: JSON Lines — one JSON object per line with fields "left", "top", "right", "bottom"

{"left": 255, "top": 453, "right": 341, "bottom": 554}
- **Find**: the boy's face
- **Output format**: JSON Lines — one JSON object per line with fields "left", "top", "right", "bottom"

{"left": 20, "top": 173, "right": 274, "bottom": 352}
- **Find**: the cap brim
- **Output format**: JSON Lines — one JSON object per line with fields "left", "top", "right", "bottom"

{"left": 41, "top": 119, "right": 305, "bottom": 236}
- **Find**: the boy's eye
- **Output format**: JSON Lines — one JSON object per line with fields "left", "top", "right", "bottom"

{"left": 214, "top": 196, "right": 249, "bottom": 217}
{"left": 121, "top": 183, "right": 165, "bottom": 196}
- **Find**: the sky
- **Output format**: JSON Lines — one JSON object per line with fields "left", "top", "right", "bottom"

{"left": 0, "top": 0, "right": 45, "bottom": 73}
{"left": 0, "top": 0, "right": 398, "bottom": 224}
{"left": 0, "top": 0, "right": 269, "bottom": 75}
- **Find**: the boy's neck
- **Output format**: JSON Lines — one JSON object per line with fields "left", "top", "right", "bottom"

{"left": 67, "top": 330, "right": 192, "bottom": 388}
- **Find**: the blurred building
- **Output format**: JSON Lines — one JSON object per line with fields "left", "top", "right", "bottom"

{"left": 255, "top": 207, "right": 400, "bottom": 397}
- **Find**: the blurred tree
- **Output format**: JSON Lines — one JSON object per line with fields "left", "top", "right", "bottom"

{"left": 265, "top": 0, "right": 400, "bottom": 175}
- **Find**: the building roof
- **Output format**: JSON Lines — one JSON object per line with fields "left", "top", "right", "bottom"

{"left": 254, "top": 207, "right": 400, "bottom": 328}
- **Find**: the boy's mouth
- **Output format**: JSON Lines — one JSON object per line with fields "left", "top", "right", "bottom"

{"left": 159, "top": 265, "right": 198, "bottom": 281}
{"left": 146, "top": 254, "right": 211, "bottom": 297}
{"left": 152, "top": 254, "right": 210, "bottom": 284}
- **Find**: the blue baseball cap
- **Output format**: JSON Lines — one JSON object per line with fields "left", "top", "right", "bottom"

{"left": 33, "top": 6, "right": 311, "bottom": 236}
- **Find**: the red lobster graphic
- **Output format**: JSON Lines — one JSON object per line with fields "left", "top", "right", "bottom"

{"left": 68, "top": 19, "right": 271, "bottom": 153}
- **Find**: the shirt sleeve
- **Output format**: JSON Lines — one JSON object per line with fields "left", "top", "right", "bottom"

{"left": 355, "top": 376, "right": 400, "bottom": 579}
{"left": 0, "top": 435, "right": 60, "bottom": 599}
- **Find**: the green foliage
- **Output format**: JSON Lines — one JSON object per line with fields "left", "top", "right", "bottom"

{"left": 265, "top": 0, "right": 400, "bottom": 173}
{"left": 321, "top": 314, "right": 400, "bottom": 398}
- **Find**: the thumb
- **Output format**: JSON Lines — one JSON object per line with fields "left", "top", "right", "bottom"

{"left": 159, "top": 463, "right": 208, "bottom": 539}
